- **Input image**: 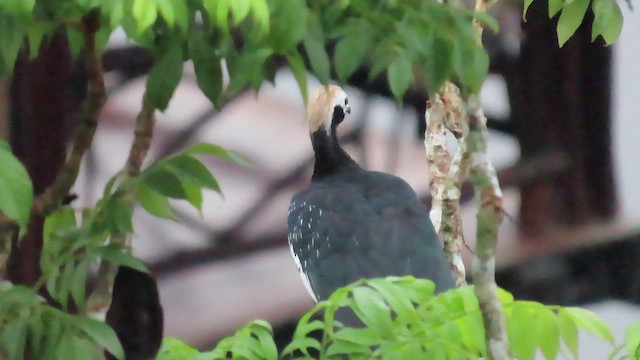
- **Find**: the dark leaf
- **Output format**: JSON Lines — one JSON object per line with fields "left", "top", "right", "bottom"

{"left": 303, "top": 14, "right": 331, "bottom": 84}
{"left": 189, "top": 32, "right": 223, "bottom": 107}
{"left": 387, "top": 56, "right": 413, "bottom": 103}
{"left": 142, "top": 169, "right": 187, "bottom": 199}
{"left": 146, "top": 37, "right": 184, "bottom": 111}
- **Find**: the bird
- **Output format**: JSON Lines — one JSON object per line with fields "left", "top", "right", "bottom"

{"left": 287, "top": 85, "right": 455, "bottom": 303}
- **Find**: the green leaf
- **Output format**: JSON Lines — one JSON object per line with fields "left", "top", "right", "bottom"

{"left": 523, "top": 0, "right": 535, "bottom": 19}
{"left": 625, "top": 321, "right": 640, "bottom": 359}
{"left": 326, "top": 339, "right": 371, "bottom": 357}
{"left": 203, "top": 0, "right": 226, "bottom": 31}
{"left": 225, "top": 47, "right": 273, "bottom": 95}
{"left": 136, "top": 183, "right": 175, "bottom": 219}
{"left": 142, "top": 169, "right": 186, "bottom": 199}
{"left": 269, "top": 0, "right": 308, "bottom": 53}
{"left": 66, "top": 27, "right": 85, "bottom": 60}
{"left": 105, "top": 0, "right": 125, "bottom": 28}
{"left": 549, "top": 0, "right": 566, "bottom": 17}
{"left": 56, "top": 332, "right": 76, "bottom": 360}
{"left": 332, "top": 328, "right": 380, "bottom": 346}
{"left": 181, "top": 181, "right": 204, "bottom": 210}
{"left": 424, "top": 34, "right": 453, "bottom": 96}
{"left": 183, "top": 143, "right": 252, "bottom": 167}
{"left": 250, "top": 0, "right": 270, "bottom": 33}
{"left": 250, "top": 321, "right": 278, "bottom": 360}
{"left": 26, "top": 24, "right": 51, "bottom": 60}
{"left": 0, "top": 141, "right": 33, "bottom": 235}
{"left": 156, "top": 0, "right": 175, "bottom": 26}
{"left": 303, "top": 14, "right": 331, "bottom": 84}
{"left": 367, "top": 279, "right": 415, "bottom": 321}
{"left": 558, "top": 309, "right": 579, "bottom": 357}
{"left": 333, "top": 29, "right": 371, "bottom": 83}
{"left": 536, "top": 306, "right": 560, "bottom": 360}
{"left": 132, "top": 0, "right": 158, "bottom": 33}
{"left": 189, "top": 32, "right": 223, "bottom": 107}
{"left": 93, "top": 245, "right": 148, "bottom": 273}
{"left": 557, "top": 0, "right": 590, "bottom": 47}
{"left": 0, "top": 16, "right": 24, "bottom": 70}
{"left": 591, "top": 0, "right": 623, "bottom": 45}
{"left": 17, "top": 0, "right": 36, "bottom": 14}
{"left": 282, "top": 338, "right": 321, "bottom": 357}
{"left": 157, "top": 338, "right": 200, "bottom": 359}
{"left": 171, "top": 0, "right": 189, "bottom": 29}
{"left": 43, "top": 207, "right": 77, "bottom": 243}
{"left": 564, "top": 306, "right": 615, "bottom": 343}
{"left": 230, "top": 0, "right": 251, "bottom": 23}
{"left": 68, "top": 316, "right": 125, "bottom": 360}
{"left": 71, "top": 260, "right": 90, "bottom": 312}
{"left": 351, "top": 286, "right": 393, "bottom": 332}
{"left": 507, "top": 302, "right": 538, "bottom": 360}
{"left": 387, "top": 56, "right": 412, "bottom": 103}
{"left": 0, "top": 318, "right": 27, "bottom": 360}
{"left": 455, "top": 307, "right": 486, "bottom": 355}
{"left": 287, "top": 51, "right": 308, "bottom": 103}
{"left": 473, "top": 12, "right": 499, "bottom": 33}
{"left": 165, "top": 155, "right": 220, "bottom": 192}
{"left": 146, "top": 38, "right": 184, "bottom": 111}
{"left": 103, "top": 198, "right": 134, "bottom": 235}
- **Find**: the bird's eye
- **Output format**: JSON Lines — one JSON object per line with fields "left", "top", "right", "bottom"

{"left": 344, "top": 98, "right": 349, "bottom": 105}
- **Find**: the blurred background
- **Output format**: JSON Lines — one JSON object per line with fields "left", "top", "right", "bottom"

{"left": 1, "top": 1, "right": 639, "bottom": 358}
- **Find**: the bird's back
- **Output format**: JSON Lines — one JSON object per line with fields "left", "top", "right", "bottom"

{"left": 288, "top": 166, "right": 454, "bottom": 301}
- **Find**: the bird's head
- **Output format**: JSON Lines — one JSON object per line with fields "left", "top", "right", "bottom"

{"left": 307, "top": 85, "right": 351, "bottom": 134}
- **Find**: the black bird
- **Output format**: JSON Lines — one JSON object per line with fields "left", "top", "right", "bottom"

{"left": 287, "top": 85, "right": 455, "bottom": 302}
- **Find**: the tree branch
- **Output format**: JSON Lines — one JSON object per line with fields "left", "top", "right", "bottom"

{"left": 32, "top": 10, "right": 105, "bottom": 217}
{"left": 467, "top": 96, "right": 509, "bottom": 359}
{"left": 466, "top": 0, "right": 510, "bottom": 357}
{"left": 426, "top": 82, "right": 469, "bottom": 287}
{"left": 87, "top": 95, "right": 157, "bottom": 317}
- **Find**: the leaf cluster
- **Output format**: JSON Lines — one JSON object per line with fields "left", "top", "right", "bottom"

{"left": 157, "top": 321, "right": 278, "bottom": 360}
{"left": 157, "top": 277, "right": 629, "bottom": 360}
{"left": 524, "top": 0, "right": 624, "bottom": 47}
{"left": 0, "top": 139, "right": 245, "bottom": 359}
{"left": 0, "top": 0, "right": 499, "bottom": 110}
{"left": 0, "top": 283, "right": 124, "bottom": 360}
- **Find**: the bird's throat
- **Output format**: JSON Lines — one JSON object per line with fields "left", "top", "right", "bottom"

{"left": 310, "top": 127, "right": 356, "bottom": 180}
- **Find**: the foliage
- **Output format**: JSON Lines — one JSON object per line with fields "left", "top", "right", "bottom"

{"left": 0, "top": 0, "right": 498, "bottom": 106}
{"left": 524, "top": 0, "right": 624, "bottom": 47}
{"left": 156, "top": 321, "right": 278, "bottom": 360}
{"left": 0, "top": 283, "right": 124, "bottom": 360}
{"left": 0, "top": 140, "right": 33, "bottom": 236}
{"left": 0, "top": 139, "right": 246, "bottom": 359}
{"left": 155, "top": 277, "right": 640, "bottom": 360}
{"left": 0, "top": 0, "right": 629, "bottom": 359}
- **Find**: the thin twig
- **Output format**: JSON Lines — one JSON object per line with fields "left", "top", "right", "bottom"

{"left": 467, "top": 96, "right": 509, "bottom": 359}
{"left": 87, "top": 95, "right": 157, "bottom": 317}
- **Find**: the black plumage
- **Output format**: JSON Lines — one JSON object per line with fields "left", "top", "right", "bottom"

{"left": 287, "top": 85, "right": 454, "bottom": 302}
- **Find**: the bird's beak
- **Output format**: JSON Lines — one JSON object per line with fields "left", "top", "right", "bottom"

{"left": 344, "top": 105, "right": 351, "bottom": 114}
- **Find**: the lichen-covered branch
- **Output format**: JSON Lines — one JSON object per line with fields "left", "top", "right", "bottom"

{"left": 425, "top": 83, "right": 468, "bottom": 287}
{"left": 467, "top": 96, "right": 509, "bottom": 359}
{"left": 87, "top": 95, "right": 157, "bottom": 317}
{"left": 465, "top": 0, "right": 510, "bottom": 357}
{"left": 33, "top": 10, "right": 105, "bottom": 217}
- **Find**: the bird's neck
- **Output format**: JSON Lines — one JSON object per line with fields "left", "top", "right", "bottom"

{"left": 310, "top": 126, "right": 357, "bottom": 180}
